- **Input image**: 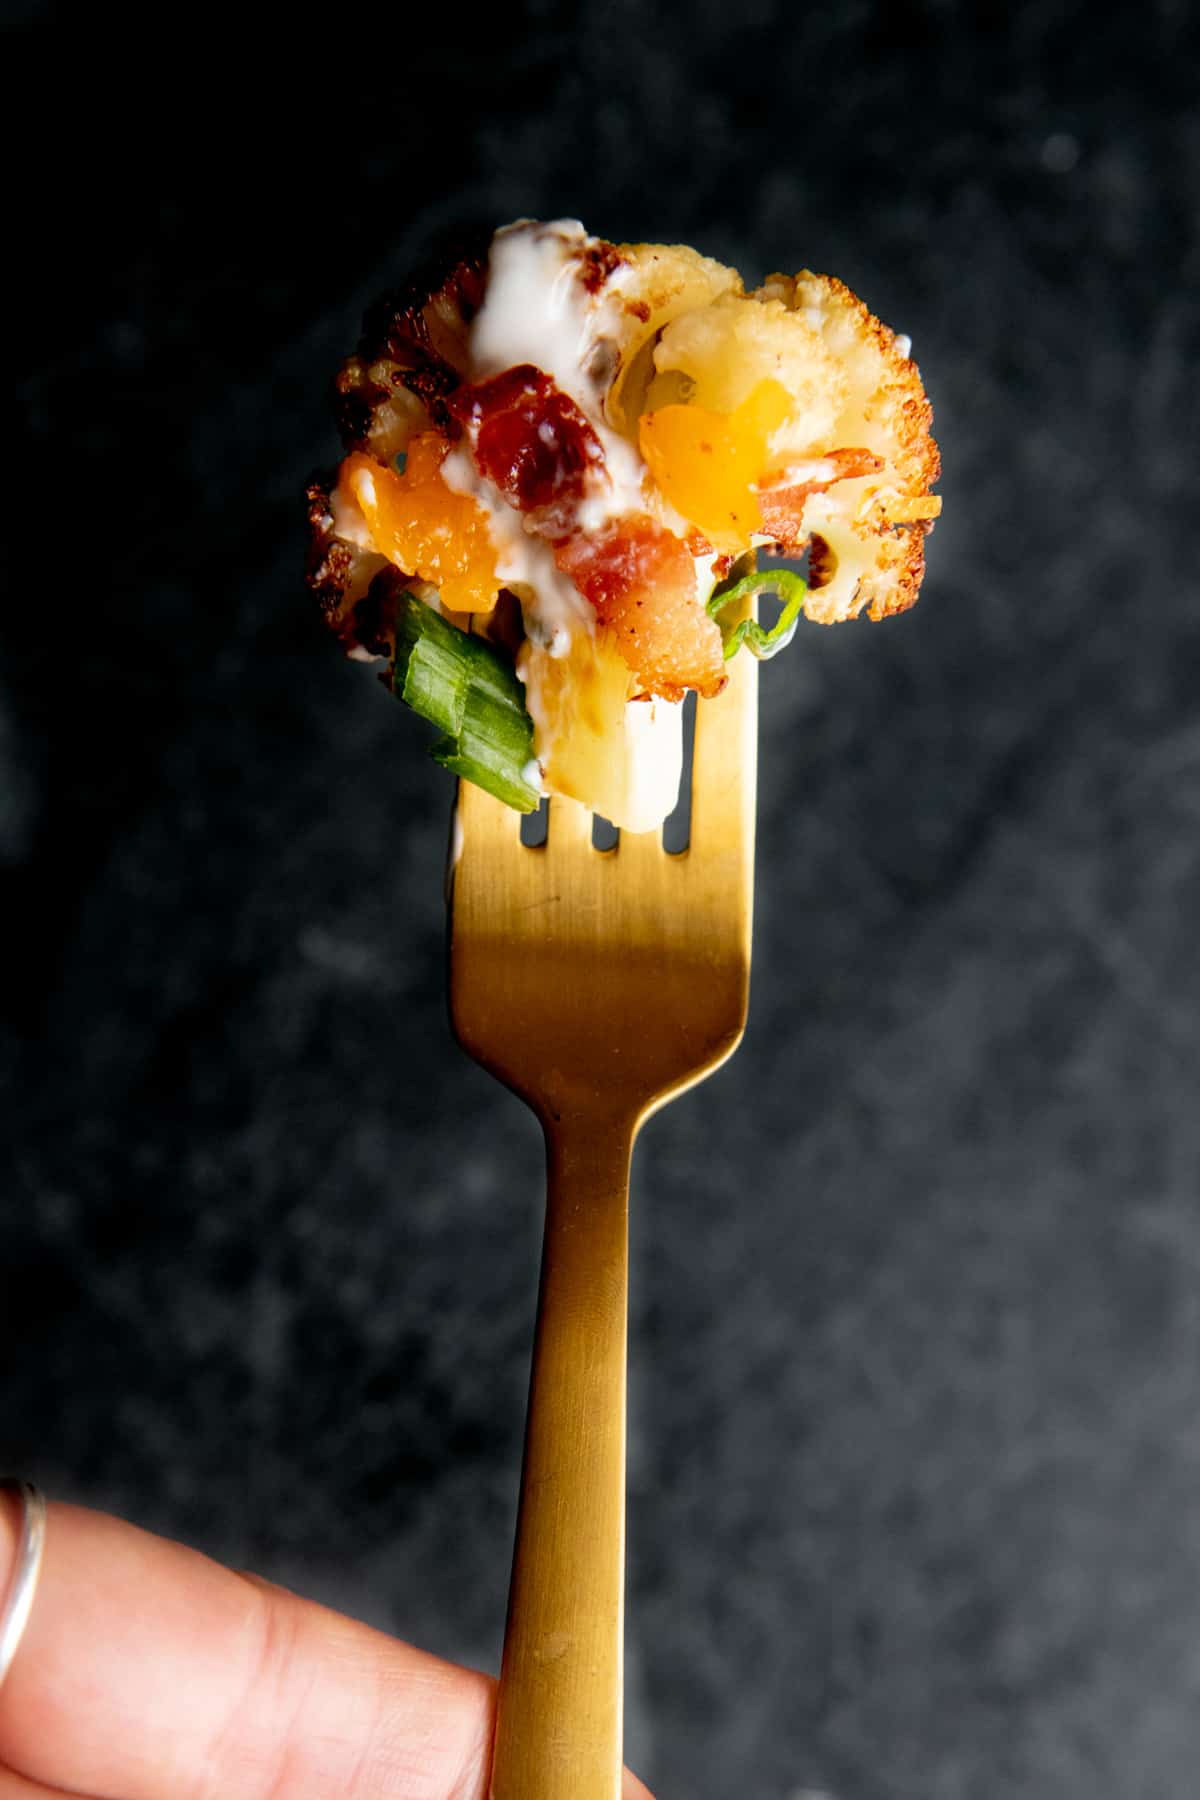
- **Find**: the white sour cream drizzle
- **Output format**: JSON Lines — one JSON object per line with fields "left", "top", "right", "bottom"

{"left": 471, "top": 222, "right": 603, "bottom": 404}
{"left": 467, "top": 219, "right": 651, "bottom": 534}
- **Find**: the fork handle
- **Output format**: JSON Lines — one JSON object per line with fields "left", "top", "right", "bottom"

{"left": 489, "top": 1107, "right": 636, "bottom": 1800}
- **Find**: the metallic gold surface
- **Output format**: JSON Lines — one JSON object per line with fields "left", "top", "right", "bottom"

{"left": 448, "top": 644, "right": 756, "bottom": 1799}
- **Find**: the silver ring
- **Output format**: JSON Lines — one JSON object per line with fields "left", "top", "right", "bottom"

{"left": 0, "top": 1480, "right": 48, "bottom": 1689}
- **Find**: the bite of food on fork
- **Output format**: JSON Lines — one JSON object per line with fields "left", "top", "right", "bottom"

{"left": 304, "top": 217, "right": 940, "bottom": 1799}
{"left": 306, "top": 217, "right": 941, "bottom": 833}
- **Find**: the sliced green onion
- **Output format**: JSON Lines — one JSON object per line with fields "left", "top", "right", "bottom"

{"left": 392, "top": 591, "right": 541, "bottom": 812}
{"left": 706, "top": 561, "right": 809, "bottom": 661}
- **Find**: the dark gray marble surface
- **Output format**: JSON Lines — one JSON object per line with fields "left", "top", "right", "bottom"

{"left": 5, "top": 3, "right": 1200, "bottom": 1795}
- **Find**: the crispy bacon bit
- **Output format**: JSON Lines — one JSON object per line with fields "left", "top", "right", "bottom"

{"left": 579, "top": 238, "right": 628, "bottom": 293}
{"left": 756, "top": 447, "right": 884, "bottom": 550}
{"left": 448, "top": 365, "right": 606, "bottom": 534}
{"left": 555, "top": 516, "right": 726, "bottom": 701}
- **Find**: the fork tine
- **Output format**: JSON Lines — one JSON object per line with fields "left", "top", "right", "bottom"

{"left": 689, "top": 650, "right": 757, "bottom": 852}
{"left": 614, "top": 821, "right": 666, "bottom": 877}
{"left": 453, "top": 774, "right": 523, "bottom": 865}
{"left": 545, "top": 793, "right": 593, "bottom": 852}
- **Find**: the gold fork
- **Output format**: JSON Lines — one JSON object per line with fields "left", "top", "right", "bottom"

{"left": 447, "top": 641, "right": 757, "bottom": 1800}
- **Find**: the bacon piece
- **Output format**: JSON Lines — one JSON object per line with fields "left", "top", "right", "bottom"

{"left": 579, "top": 238, "right": 628, "bottom": 293}
{"left": 555, "top": 515, "right": 726, "bottom": 701}
{"left": 448, "top": 365, "right": 606, "bottom": 536}
{"left": 755, "top": 447, "right": 884, "bottom": 551}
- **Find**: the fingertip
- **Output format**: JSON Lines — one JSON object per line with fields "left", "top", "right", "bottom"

{"left": 623, "top": 1768, "right": 657, "bottom": 1800}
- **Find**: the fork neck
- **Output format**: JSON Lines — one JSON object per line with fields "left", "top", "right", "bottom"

{"left": 539, "top": 1102, "right": 640, "bottom": 1270}
{"left": 540, "top": 1099, "right": 641, "bottom": 1194}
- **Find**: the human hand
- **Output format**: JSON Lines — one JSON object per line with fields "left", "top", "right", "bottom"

{"left": 0, "top": 1493, "right": 655, "bottom": 1798}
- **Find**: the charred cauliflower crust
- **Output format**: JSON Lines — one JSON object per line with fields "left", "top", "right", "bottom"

{"left": 303, "top": 474, "right": 375, "bottom": 651}
{"left": 756, "top": 270, "right": 941, "bottom": 623}
{"left": 333, "top": 239, "right": 488, "bottom": 454}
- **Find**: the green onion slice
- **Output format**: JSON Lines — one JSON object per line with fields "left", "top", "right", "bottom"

{"left": 706, "top": 560, "right": 809, "bottom": 661}
{"left": 392, "top": 592, "right": 541, "bottom": 813}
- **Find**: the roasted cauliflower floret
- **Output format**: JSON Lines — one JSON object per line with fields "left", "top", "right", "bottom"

{"left": 305, "top": 219, "right": 942, "bottom": 829}
{"left": 646, "top": 292, "right": 847, "bottom": 456}
{"left": 753, "top": 270, "right": 942, "bottom": 621}
{"left": 603, "top": 242, "right": 742, "bottom": 435}
{"left": 623, "top": 268, "right": 940, "bottom": 601}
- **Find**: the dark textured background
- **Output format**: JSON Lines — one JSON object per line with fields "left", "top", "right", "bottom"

{"left": 5, "top": 3, "right": 1200, "bottom": 1795}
